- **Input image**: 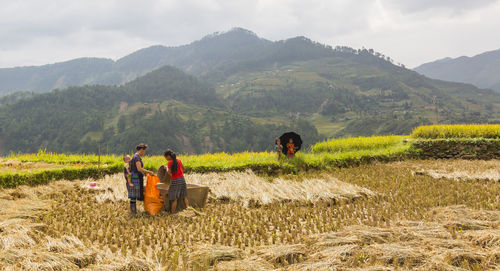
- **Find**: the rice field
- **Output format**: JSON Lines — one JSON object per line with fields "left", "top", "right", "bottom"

{"left": 1, "top": 159, "right": 499, "bottom": 270}
{"left": 412, "top": 124, "right": 500, "bottom": 139}
{"left": 311, "top": 135, "right": 406, "bottom": 153}
{"left": 1, "top": 138, "right": 413, "bottom": 188}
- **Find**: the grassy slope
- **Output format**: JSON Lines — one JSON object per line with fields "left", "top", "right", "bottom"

{"left": 215, "top": 57, "right": 500, "bottom": 138}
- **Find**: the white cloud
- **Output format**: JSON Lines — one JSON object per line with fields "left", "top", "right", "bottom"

{"left": 0, "top": 0, "right": 499, "bottom": 68}
{"left": 380, "top": 0, "right": 497, "bottom": 14}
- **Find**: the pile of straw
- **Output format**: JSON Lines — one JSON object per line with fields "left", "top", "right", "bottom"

{"left": 188, "top": 170, "right": 374, "bottom": 206}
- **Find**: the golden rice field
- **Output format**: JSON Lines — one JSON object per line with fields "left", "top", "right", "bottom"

{"left": 412, "top": 124, "right": 500, "bottom": 139}
{"left": 311, "top": 135, "right": 406, "bottom": 153}
{"left": 1, "top": 159, "right": 499, "bottom": 270}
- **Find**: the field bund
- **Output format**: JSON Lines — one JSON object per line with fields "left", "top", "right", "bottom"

{"left": 411, "top": 124, "right": 500, "bottom": 159}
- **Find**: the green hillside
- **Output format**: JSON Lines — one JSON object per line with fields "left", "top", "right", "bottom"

{"left": 216, "top": 55, "right": 500, "bottom": 137}
{"left": 0, "top": 66, "right": 320, "bottom": 154}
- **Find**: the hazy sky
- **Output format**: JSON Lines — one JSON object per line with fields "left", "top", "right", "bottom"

{"left": 1, "top": 0, "right": 500, "bottom": 68}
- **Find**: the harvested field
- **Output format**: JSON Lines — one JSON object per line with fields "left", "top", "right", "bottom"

{"left": 0, "top": 160, "right": 65, "bottom": 173}
{"left": 0, "top": 160, "right": 499, "bottom": 270}
{"left": 0, "top": 181, "right": 149, "bottom": 270}
{"left": 395, "top": 159, "right": 500, "bottom": 182}
{"left": 84, "top": 171, "right": 374, "bottom": 206}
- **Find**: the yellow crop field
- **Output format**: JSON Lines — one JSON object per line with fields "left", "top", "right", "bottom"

{"left": 311, "top": 135, "right": 406, "bottom": 153}
{"left": 412, "top": 124, "right": 500, "bottom": 139}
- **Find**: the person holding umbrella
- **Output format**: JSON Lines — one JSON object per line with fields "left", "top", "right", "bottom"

{"left": 286, "top": 138, "right": 298, "bottom": 158}
{"left": 279, "top": 132, "right": 303, "bottom": 159}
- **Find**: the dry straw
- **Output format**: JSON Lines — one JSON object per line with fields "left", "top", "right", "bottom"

{"left": 84, "top": 171, "right": 374, "bottom": 206}
{"left": 405, "top": 159, "right": 500, "bottom": 182}
{"left": 188, "top": 170, "right": 374, "bottom": 206}
{"left": 0, "top": 180, "right": 152, "bottom": 270}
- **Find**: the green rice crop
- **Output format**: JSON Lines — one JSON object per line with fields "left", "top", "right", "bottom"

{"left": 297, "top": 143, "right": 412, "bottom": 169}
{"left": 311, "top": 135, "right": 406, "bottom": 153}
{"left": 0, "top": 164, "right": 121, "bottom": 188}
{"left": 412, "top": 124, "right": 500, "bottom": 139}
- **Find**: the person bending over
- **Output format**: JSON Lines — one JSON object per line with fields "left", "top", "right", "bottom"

{"left": 163, "top": 149, "right": 189, "bottom": 213}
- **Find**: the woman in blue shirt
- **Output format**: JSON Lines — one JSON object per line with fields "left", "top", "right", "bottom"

{"left": 127, "top": 143, "right": 155, "bottom": 215}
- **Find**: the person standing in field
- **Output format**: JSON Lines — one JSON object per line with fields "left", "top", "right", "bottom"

{"left": 275, "top": 138, "right": 283, "bottom": 161}
{"left": 163, "top": 149, "right": 189, "bottom": 213}
{"left": 286, "top": 138, "right": 296, "bottom": 158}
{"left": 128, "top": 143, "right": 155, "bottom": 215}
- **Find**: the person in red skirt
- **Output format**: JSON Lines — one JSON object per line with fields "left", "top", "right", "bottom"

{"left": 163, "top": 149, "right": 189, "bottom": 213}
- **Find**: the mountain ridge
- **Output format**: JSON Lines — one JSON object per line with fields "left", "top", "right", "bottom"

{"left": 415, "top": 48, "right": 500, "bottom": 92}
{"left": 0, "top": 27, "right": 389, "bottom": 95}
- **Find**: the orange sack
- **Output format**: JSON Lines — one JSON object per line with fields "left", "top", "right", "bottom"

{"left": 144, "top": 174, "right": 163, "bottom": 216}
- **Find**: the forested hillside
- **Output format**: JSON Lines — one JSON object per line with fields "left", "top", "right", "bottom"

{"left": 0, "top": 66, "right": 320, "bottom": 154}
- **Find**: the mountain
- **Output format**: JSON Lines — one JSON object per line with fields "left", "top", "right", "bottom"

{"left": 0, "top": 28, "right": 274, "bottom": 95}
{"left": 0, "top": 28, "right": 377, "bottom": 95}
{"left": 1, "top": 28, "right": 500, "bottom": 154}
{"left": 0, "top": 58, "right": 115, "bottom": 95}
{"left": 414, "top": 49, "right": 500, "bottom": 92}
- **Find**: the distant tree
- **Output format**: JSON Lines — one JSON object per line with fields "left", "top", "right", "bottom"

{"left": 117, "top": 116, "right": 126, "bottom": 133}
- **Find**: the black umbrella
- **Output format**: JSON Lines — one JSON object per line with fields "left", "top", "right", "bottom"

{"left": 279, "top": 132, "right": 303, "bottom": 154}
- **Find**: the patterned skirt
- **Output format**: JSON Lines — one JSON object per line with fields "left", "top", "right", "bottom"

{"left": 127, "top": 174, "right": 144, "bottom": 201}
{"left": 168, "top": 176, "right": 187, "bottom": 200}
